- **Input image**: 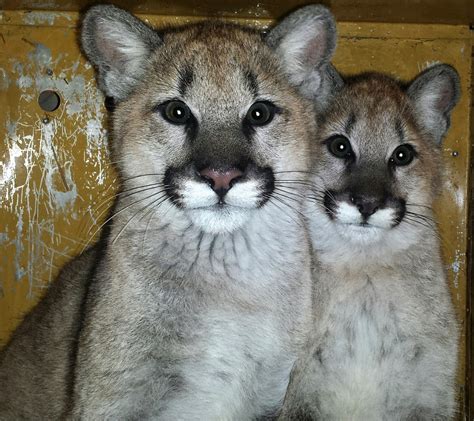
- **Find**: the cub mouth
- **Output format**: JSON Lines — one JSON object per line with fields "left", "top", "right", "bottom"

{"left": 323, "top": 190, "right": 405, "bottom": 230}
{"left": 163, "top": 164, "right": 275, "bottom": 211}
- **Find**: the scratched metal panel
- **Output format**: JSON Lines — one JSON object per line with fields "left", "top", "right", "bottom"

{"left": 0, "top": 13, "right": 118, "bottom": 343}
{"left": 0, "top": 10, "right": 471, "bottom": 408}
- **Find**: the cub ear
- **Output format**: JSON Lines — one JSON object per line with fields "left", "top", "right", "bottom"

{"left": 407, "top": 64, "right": 460, "bottom": 144}
{"left": 81, "top": 5, "right": 162, "bottom": 100}
{"left": 266, "top": 5, "right": 340, "bottom": 107}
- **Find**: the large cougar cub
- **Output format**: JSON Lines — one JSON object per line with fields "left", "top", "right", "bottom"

{"left": 280, "top": 65, "right": 460, "bottom": 419}
{"left": 0, "top": 4, "right": 337, "bottom": 420}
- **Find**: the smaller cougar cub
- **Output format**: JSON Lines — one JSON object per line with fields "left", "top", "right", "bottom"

{"left": 280, "top": 64, "right": 460, "bottom": 420}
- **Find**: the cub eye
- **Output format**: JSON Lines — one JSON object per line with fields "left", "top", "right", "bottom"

{"left": 161, "top": 100, "right": 191, "bottom": 125}
{"left": 246, "top": 101, "right": 275, "bottom": 126}
{"left": 326, "top": 135, "right": 354, "bottom": 159}
{"left": 389, "top": 144, "right": 416, "bottom": 166}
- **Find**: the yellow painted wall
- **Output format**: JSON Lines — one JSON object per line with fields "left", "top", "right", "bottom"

{"left": 0, "top": 9, "right": 471, "bottom": 413}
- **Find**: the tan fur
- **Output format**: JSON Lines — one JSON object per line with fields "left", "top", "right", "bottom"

{"left": 280, "top": 67, "right": 460, "bottom": 420}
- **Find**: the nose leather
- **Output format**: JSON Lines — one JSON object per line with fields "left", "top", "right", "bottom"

{"left": 351, "top": 195, "right": 382, "bottom": 219}
{"left": 199, "top": 168, "right": 244, "bottom": 192}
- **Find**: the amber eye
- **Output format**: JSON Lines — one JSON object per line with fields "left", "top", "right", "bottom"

{"left": 326, "top": 135, "right": 354, "bottom": 159}
{"left": 389, "top": 144, "right": 416, "bottom": 166}
{"left": 246, "top": 101, "right": 275, "bottom": 126}
{"left": 161, "top": 100, "right": 191, "bottom": 125}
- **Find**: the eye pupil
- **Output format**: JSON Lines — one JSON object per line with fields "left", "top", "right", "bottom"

{"left": 391, "top": 144, "right": 415, "bottom": 166}
{"left": 161, "top": 100, "right": 191, "bottom": 125}
{"left": 252, "top": 109, "right": 262, "bottom": 119}
{"left": 246, "top": 102, "right": 275, "bottom": 126}
{"left": 327, "top": 135, "right": 353, "bottom": 160}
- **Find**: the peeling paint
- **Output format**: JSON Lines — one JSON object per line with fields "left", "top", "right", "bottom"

{"left": 0, "top": 232, "right": 8, "bottom": 244}
{"left": 0, "top": 68, "right": 10, "bottom": 90}
{"left": 16, "top": 74, "right": 33, "bottom": 89}
{"left": 444, "top": 178, "right": 465, "bottom": 209}
{"left": 22, "top": 11, "right": 72, "bottom": 26}
{"left": 1, "top": 30, "right": 111, "bottom": 306}
{"left": 27, "top": 42, "right": 53, "bottom": 67}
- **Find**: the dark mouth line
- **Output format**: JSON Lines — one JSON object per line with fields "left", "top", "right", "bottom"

{"left": 340, "top": 222, "right": 381, "bottom": 228}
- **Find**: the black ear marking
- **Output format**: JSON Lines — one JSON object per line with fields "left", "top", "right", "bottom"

{"left": 406, "top": 63, "right": 460, "bottom": 145}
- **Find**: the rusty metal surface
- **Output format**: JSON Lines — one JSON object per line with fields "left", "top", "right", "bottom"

{"left": 0, "top": 9, "right": 472, "bottom": 410}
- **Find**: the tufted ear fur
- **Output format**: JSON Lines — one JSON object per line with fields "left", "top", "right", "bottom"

{"left": 407, "top": 64, "right": 460, "bottom": 145}
{"left": 81, "top": 5, "right": 162, "bottom": 100}
{"left": 266, "top": 5, "right": 339, "bottom": 109}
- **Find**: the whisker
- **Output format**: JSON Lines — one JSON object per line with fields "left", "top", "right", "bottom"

{"left": 88, "top": 186, "right": 166, "bottom": 232}
{"left": 82, "top": 190, "right": 166, "bottom": 252}
{"left": 111, "top": 193, "right": 168, "bottom": 245}
{"left": 274, "top": 179, "right": 313, "bottom": 186}
{"left": 273, "top": 170, "right": 313, "bottom": 176}
{"left": 141, "top": 196, "right": 171, "bottom": 251}
{"left": 273, "top": 187, "right": 306, "bottom": 203}
{"left": 406, "top": 203, "right": 433, "bottom": 211}
{"left": 267, "top": 194, "right": 307, "bottom": 228}
{"left": 92, "top": 184, "right": 165, "bottom": 213}
{"left": 119, "top": 173, "right": 165, "bottom": 183}
{"left": 266, "top": 197, "right": 303, "bottom": 229}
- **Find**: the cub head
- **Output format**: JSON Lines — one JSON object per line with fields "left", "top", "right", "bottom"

{"left": 307, "top": 64, "right": 460, "bottom": 251}
{"left": 81, "top": 5, "right": 336, "bottom": 234}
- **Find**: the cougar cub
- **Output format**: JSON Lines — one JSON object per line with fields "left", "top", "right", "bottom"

{"left": 0, "top": 4, "right": 337, "bottom": 419}
{"left": 280, "top": 65, "right": 460, "bottom": 420}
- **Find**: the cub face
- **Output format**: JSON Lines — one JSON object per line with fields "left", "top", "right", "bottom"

{"left": 81, "top": 5, "right": 337, "bottom": 234}
{"left": 116, "top": 24, "right": 312, "bottom": 234}
{"left": 308, "top": 66, "right": 460, "bottom": 247}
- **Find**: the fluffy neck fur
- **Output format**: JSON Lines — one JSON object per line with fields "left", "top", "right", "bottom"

{"left": 107, "top": 194, "right": 310, "bottom": 290}
{"left": 305, "top": 199, "right": 442, "bottom": 275}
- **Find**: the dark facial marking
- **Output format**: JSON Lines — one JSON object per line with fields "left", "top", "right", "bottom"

{"left": 313, "top": 347, "right": 323, "bottom": 364}
{"left": 257, "top": 167, "right": 275, "bottom": 208}
{"left": 395, "top": 118, "right": 405, "bottom": 143}
{"left": 344, "top": 112, "right": 356, "bottom": 136}
{"left": 391, "top": 197, "right": 406, "bottom": 227}
{"left": 178, "top": 65, "right": 194, "bottom": 97}
{"left": 163, "top": 167, "right": 184, "bottom": 208}
{"left": 323, "top": 190, "right": 337, "bottom": 220}
{"left": 243, "top": 68, "right": 259, "bottom": 98}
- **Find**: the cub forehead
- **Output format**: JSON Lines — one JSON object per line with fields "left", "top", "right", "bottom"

{"left": 139, "top": 22, "right": 301, "bottom": 112}
{"left": 342, "top": 75, "right": 408, "bottom": 118}
{"left": 322, "top": 74, "right": 419, "bottom": 144}
{"left": 157, "top": 22, "right": 276, "bottom": 72}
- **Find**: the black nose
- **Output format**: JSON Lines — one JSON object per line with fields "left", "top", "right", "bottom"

{"left": 350, "top": 195, "right": 383, "bottom": 219}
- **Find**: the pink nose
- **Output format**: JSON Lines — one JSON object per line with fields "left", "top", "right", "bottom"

{"left": 199, "top": 168, "right": 244, "bottom": 192}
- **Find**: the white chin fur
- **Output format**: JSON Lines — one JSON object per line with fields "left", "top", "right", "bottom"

{"left": 327, "top": 201, "right": 399, "bottom": 245}
{"left": 334, "top": 224, "right": 384, "bottom": 244}
{"left": 187, "top": 207, "right": 252, "bottom": 234}
{"left": 181, "top": 179, "right": 260, "bottom": 210}
{"left": 180, "top": 179, "right": 260, "bottom": 233}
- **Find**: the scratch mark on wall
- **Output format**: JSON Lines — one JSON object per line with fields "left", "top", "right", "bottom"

{"left": 0, "top": 67, "right": 10, "bottom": 89}
{"left": 443, "top": 177, "right": 464, "bottom": 210}
{"left": 1, "top": 34, "right": 111, "bottom": 299}
{"left": 22, "top": 11, "right": 72, "bottom": 26}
